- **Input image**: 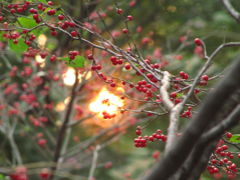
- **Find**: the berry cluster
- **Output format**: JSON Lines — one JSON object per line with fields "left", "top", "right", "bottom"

{"left": 206, "top": 132, "right": 239, "bottom": 179}
{"left": 134, "top": 127, "right": 167, "bottom": 148}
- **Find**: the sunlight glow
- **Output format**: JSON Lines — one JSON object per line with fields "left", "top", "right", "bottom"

{"left": 63, "top": 68, "right": 92, "bottom": 86}
{"left": 63, "top": 68, "right": 76, "bottom": 86}
{"left": 89, "top": 87, "right": 124, "bottom": 117}
{"left": 38, "top": 34, "right": 47, "bottom": 47}
{"left": 35, "top": 55, "right": 46, "bottom": 63}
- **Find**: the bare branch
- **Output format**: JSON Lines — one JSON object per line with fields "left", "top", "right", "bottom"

{"left": 144, "top": 57, "right": 240, "bottom": 180}
{"left": 221, "top": 0, "right": 240, "bottom": 23}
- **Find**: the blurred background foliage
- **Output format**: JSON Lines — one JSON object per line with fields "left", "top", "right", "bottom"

{"left": 1, "top": 0, "right": 240, "bottom": 180}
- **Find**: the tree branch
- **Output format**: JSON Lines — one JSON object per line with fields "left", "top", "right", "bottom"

{"left": 51, "top": 69, "right": 79, "bottom": 180}
{"left": 176, "top": 103, "right": 240, "bottom": 180}
{"left": 144, "top": 57, "right": 240, "bottom": 180}
{"left": 221, "top": 0, "right": 240, "bottom": 23}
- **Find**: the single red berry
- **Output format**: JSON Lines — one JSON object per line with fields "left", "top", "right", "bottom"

{"left": 194, "top": 38, "right": 202, "bottom": 46}
{"left": 152, "top": 150, "right": 160, "bottom": 160}
{"left": 10, "top": 9, "right": 16, "bottom": 14}
{"left": 13, "top": 39, "right": 18, "bottom": 44}
{"left": 116, "top": 8, "right": 123, "bottom": 14}
{"left": 179, "top": 71, "right": 185, "bottom": 77}
{"left": 47, "top": 1, "right": 54, "bottom": 6}
{"left": 22, "top": 29, "right": 28, "bottom": 34}
{"left": 29, "top": 8, "right": 37, "bottom": 14}
{"left": 226, "top": 132, "right": 232, "bottom": 138}
{"left": 58, "top": 14, "right": 65, "bottom": 20}
{"left": 104, "top": 162, "right": 113, "bottom": 169}
{"left": 17, "top": 7, "right": 24, "bottom": 13}
{"left": 40, "top": 168, "right": 51, "bottom": 179}
{"left": 110, "top": 83, "right": 116, "bottom": 87}
{"left": 183, "top": 73, "right": 189, "bottom": 80}
{"left": 51, "top": 30, "right": 57, "bottom": 36}
{"left": 71, "top": 31, "right": 78, "bottom": 37}
{"left": 125, "top": 64, "right": 131, "bottom": 70}
{"left": 38, "top": 139, "right": 47, "bottom": 147}
{"left": 25, "top": 40, "right": 31, "bottom": 46}
{"left": 69, "top": 55, "right": 75, "bottom": 60}
{"left": 96, "top": 64, "right": 102, "bottom": 70}
{"left": 201, "top": 75, "right": 209, "bottom": 81}
{"left": 37, "top": 3, "right": 43, "bottom": 10}
{"left": 25, "top": 1, "right": 31, "bottom": 5}
{"left": 170, "top": 92, "right": 177, "bottom": 98}
{"left": 50, "top": 55, "right": 57, "bottom": 62}
{"left": 122, "top": 28, "right": 129, "bottom": 34}
{"left": 33, "top": 14, "right": 39, "bottom": 20}
{"left": 87, "top": 54, "right": 94, "bottom": 60}
{"left": 0, "top": 16, "right": 3, "bottom": 22}
{"left": 47, "top": 9, "right": 56, "bottom": 15}
{"left": 136, "top": 129, "right": 141, "bottom": 135}
{"left": 127, "top": 15, "right": 133, "bottom": 21}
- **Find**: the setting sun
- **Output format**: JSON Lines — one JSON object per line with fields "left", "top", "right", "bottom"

{"left": 89, "top": 87, "right": 124, "bottom": 118}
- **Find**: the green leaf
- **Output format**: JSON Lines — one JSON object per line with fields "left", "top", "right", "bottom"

{"left": 0, "top": 174, "right": 5, "bottom": 180}
{"left": 58, "top": 56, "right": 85, "bottom": 68}
{"left": 38, "top": 0, "right": 48, "bottom": 4}
{"left": 17, "top": 16, "right": 47, "bottom": 37}
{"left": 229, "top": 134, "right": 240, "bottom": 143}
{"left": 58, "top": 57, "right": 70, "bottom": 61}
{"left": 17, "top": 16, "right": 38, "bottom": 29}
{"left": 8, "top": 39, "right": 28, "bottom": 54}
{"left": 0, "top": 32, "right": 4, "bottom": 41}
{"left": 24, "top": 126, "right": 31, "bottom": 132}
{"left": 68, "top": 56, "right": 85, "bottom": 68}
{"left": 177, "top": 93, "right": 183, "bottom": 98}
{"left": 55, "top": 10, "right": 63, "bottom": 16}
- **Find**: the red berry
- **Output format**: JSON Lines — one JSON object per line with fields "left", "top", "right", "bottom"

{"left": 50, "top": 55, "right": 57, "bottom": 62}
{"left": 194, "top": 38, "right": 202, "bottom": 46}
{"left": 110, "top": 56, "right": 117, "bottom": 61}
{"left": 71, "top": 31, "right": 78, "bottom": 37}
{"left": 201, "top": 75, "right": 209, "bottom": 81}
{"left": 37, "top": 4, "right": 43, "bottom": 10}
{"left": 25, "top": 40, "right": 31, "bottom": 46}
{"left": 116, "top": 8, "right": 123, "bottom": 14}
{"left": 10, "top": 9, "right": 16, "bottom": 14}
{"left": 47, "top": 1, "right": 54, "bottom": 6}
{"left": 51, "top": 30, "right": 57, "bottom": 36}
{"left": 0, "top": 16, "right": 3, "bottom": 22}
{"left": 179, "top": 71, "right": 185, "bottom": 77}
{"left": 122, "top": 28, "right": 129, "bottom": 34}
{"left": 38, "top": 139, "right": 47, "bottom": 147}
{"left": 13, "top": 39, "right": 18, "bottom": 44}
{"left": 127, "top": 15, "right": 133, "bottom": 21}
{"left": 170, "top": 92, "right": 177, "bottom": 98}
{"left": 183, "top": 73, "right": 189, "bottom": 80}
{"left": 40, "top": 168, "right": 51, "bottom": 179}
{"left": 136, "top": 129, "right": 141, "bottom": 135}
{"left": 125, "top": 64, "right": 131, "bottom": 70}
{"left": 47, "top": 9, "right": 56, "bottom": 16}
{"left": 96, "top": 64, "right": 102, "bottom": 70}
{"left": 152, "top": 151, "right": 160, "bottom": 160}
{"left": 58, "top": 14, "right": 64, "bottom": 20}
{"left": 25, "top": 1, "right": 31, "bottom": 5}
{"left": 87, "top": 54, "right": 94, "bottom": 60}
{"left": 29, "top": 8, "right": 37, "bottom": 14}
{"left": 33, "top": 14, "right": 39, "bottom": 20}
{"left": 104, "top": 162, "right": 113, "bottom": 169}
{"left": 17, "top": 7, "right": 24, "bottom": 13}
{"left": 226, "top": 132, "right": 232, "bottom": 138}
